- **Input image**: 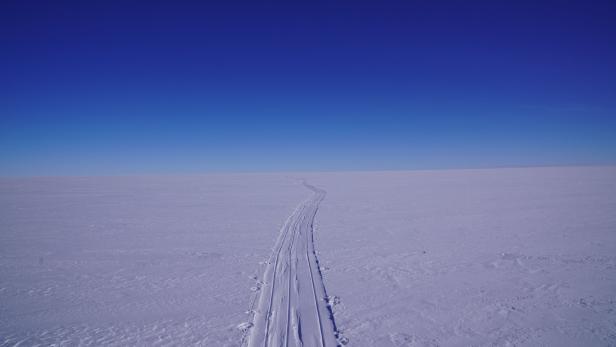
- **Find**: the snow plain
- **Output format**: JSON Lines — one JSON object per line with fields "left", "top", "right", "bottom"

{"left": 1, "top": 166, "right": 616, "bottom": 346}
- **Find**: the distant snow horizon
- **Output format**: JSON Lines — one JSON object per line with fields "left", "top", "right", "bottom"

{"left": 3, "top": 163, "right": 616, "bottom": 178}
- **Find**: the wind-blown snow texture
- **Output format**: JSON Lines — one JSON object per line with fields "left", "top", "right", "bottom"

{"left": 1, "top": 167, "right": 616, "bottom": 346}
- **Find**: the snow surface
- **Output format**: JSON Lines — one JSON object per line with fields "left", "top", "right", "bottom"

{"left": 1, "top": 167, "right": 616, "bottom": 346}
{"left": 0, "top": 175, "right": 307, "bottom": 346}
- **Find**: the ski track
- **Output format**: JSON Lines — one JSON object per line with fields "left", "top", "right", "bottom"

{"left": 244, "top": 181, "right": 339, "bottom": 347}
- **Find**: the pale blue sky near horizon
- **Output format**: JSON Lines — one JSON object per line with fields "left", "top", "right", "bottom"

{"left": 2, "top": 1, "right": 615, "bottom": 176}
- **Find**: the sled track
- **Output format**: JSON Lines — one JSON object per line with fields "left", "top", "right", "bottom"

{"left": 242, "top": 181, "right": 339, "bottom": 347}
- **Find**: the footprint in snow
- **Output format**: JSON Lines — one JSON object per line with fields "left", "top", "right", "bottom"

{"left": 237, "top": 322, "right": 253, "bottom": 332}
{"left": 325, "top": 295, "right": 340, "bottom": 306}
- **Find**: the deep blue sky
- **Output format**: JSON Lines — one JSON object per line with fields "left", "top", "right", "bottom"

{"left": 2, "top": 1, "right": 615, "bottom": 175}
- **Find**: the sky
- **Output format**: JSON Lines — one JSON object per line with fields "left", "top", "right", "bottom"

{"left": 1, "top": 1, "right": 615, "bottom": 175}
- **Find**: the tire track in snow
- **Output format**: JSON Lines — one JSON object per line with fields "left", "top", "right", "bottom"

{"left": 243, "top": 181, "right": 339, "bottom": 347}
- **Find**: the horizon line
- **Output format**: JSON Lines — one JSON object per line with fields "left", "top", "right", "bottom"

{"left": 2, "top": 163, "right": 615, "bottom": 179}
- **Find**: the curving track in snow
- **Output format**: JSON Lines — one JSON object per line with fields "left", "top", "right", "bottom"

{"left": 244, "top": 181, "right": 339, "bottom": 347}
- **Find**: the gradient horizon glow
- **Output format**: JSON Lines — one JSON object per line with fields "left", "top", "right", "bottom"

{"left": 2, "top": 1, "right": 615, "bottom": 175}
